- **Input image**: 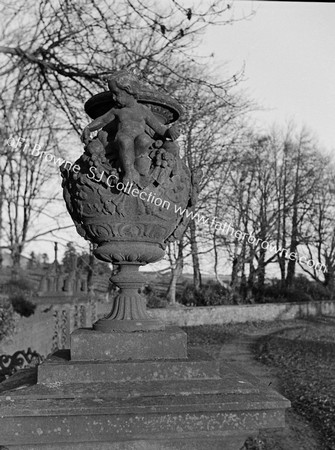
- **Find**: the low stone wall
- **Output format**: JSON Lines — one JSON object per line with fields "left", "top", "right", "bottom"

{"left": 149, "top": 300, "right": 335, "bottom": 327}
{"left": 1, "top": 300, "right": 334, "bottom": 357}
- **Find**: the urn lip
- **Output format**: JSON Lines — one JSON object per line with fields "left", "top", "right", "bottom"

{"left": 84, "top": 91, "right": 183, "bottom": 124}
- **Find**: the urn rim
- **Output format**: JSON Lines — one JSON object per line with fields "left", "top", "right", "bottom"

{"left": 84, "top": 91, "right": 183, "bottom": 124}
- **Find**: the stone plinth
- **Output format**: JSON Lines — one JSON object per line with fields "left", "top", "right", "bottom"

{"left": 38, "top": 348, "right": 220, "bottom": 384}
{"left": 0, "top": 393, "right": 287, "bottom": 450}
{"left": 0, "top": 359, "right": 289, "bottom": 450}
{"left": 0, "top": 326, "right": 290, "bottom": 450}
{"left": 71, "top": 326, "right": 187, "bottom": 361}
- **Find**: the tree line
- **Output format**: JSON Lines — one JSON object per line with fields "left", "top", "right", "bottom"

{"left": 169, "top": 120, "right": 334, "bottom": 303}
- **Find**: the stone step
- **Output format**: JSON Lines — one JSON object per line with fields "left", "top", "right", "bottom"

{"left": 0, "top": 374, "right": 289, "bottom": 449}
{"left": 38, "top": 348, "right": 220, "bottom": 384}
{"left": 4, "top": 374, "right": 260, "bottom": 401}
{"left": 0, "top": 388, "right": 288, "bottom": 416}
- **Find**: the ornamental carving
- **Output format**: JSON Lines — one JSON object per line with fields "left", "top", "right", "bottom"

{"left": 61, "top": 71, "right": 199, "bottom": 332}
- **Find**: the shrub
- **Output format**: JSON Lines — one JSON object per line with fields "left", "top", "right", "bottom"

{"left": 143, "top": 285, "right": 168, "bottom": 309}
{"left": 1, "top": 278, "right": 35, "bottom": 296}
{"left": 293, "top": 274, "right": 332, "bottom": 300}
{"left": 10, "top": 295, "right": 36, "bottom": 317}
{"left": 1, "top": 277, "right": 36, "bottom": 317}
{"left": 261, "top": 275, "right": 332, "bottom": 303}
{"left": 0, "top": 297, "right": 15, "bottom": 340}
{"left": 177, "top": 280, "right": 230, "bottom": 307}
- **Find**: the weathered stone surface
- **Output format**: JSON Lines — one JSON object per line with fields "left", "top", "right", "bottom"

{"left": 2, "top": 379, "right": 260, "bottom": 400}
{"left": 2, "top": 353, "right": 261, "bottom": 401}
{"left": 0, "top": 350, "right": 290, "bottom": 450}
{"left": 11, "top": 357, "right": 262, "bottom": 400}
{"left": 0, "top": 383, "right": 288, "bottom": 449}
{"left": 1, "top": 435, "right": 252, "bottom": 450}
{"left": 70, "top": 326, "right": 187, "bottom": 361}
{"left": 38, "top": 348, "right": 220, "bottom": 384}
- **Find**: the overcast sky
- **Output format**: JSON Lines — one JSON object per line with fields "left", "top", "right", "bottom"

{"left": 200, "top": 1, "right": 335, "bottom": 156}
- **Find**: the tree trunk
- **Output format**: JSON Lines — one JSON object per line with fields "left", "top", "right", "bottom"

{"left": 189, "top": 220, "right": 202, "bottom": 290}
{"left": 278, "top": 142, "right": 288, "bottom": 287}
{"left": 213, "top": 230, "right": 225, "bottom": 286}
{"left": 230, "top": 256, "right": 241, "bottom": 304}
{"left": 286, "top": 139, "right": 301, "bottom": 287}
{"left": 166, "top": 240, "right": 184, "bottom": 305}
{"left": 256, "top": 247, "right": 266, "bottom": 301}
{"left": 247, "top": 255, "right": 256, "bottom": 303}
{"left": 286, "top": 204, "right": 298, "bottom": 287}
{"left": 11, "top": 245, "right": 22, "bottom": 280}
{"left": 323, "top": 253, "right": 334, "bottom": 299}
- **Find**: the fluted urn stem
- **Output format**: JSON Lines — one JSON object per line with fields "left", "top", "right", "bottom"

{"left": 93, "top": 264, "right": 165, "bottom": 332}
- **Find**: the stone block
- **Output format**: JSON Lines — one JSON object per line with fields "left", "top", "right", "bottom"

{"left": 0, "top": 382, "right": 289, "bottom": 449}
{"left": 70, "top": 326, "right": 187, "bottom": 361}
{"left": 38, "top": 348, "right": 220, "bottom": 384}
{"left": 0, "top": 436, "right": 254, "bottom": 450}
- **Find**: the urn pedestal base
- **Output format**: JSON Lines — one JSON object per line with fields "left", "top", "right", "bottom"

{"left": 93, "top": 318, "right": 165, "bottom": 332}
{"left": 0, "top": 327, "right": 290, "bottom": 449}
{"left": 92, "top": 263, "right": 166, "bottom": 333}
{"left": 70, "top": 326, "right": 187, "bottom": 361}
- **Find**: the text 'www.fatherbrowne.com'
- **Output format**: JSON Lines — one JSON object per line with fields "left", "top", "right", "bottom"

{"left": 6, "top": 135, "right": 327, "bottom": 274}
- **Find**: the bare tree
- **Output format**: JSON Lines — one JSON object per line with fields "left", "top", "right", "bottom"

{"left": 273, "top": 125, "right": 325, "bottom": 287}
{"left": 165, "top": 238, "right": 185, "bottom": 305}
{"left": 298, "top": 163, "right": 335, "bottom": 293}
{"left": 0, "top": 95, "right": 72, "bottom": 271}
{"left": 0, "top": 0, "right": 246, "bottom": 270}
{"left": 0, "top": 0, "right": 238, "bottom": 134}
{"left": 208, "top": 124, "right": 328, "bottom": 302}
{"left": 172, "top": 71, "right": 248, "bottom": 291}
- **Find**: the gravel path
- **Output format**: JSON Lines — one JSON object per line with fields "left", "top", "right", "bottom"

{"left": 201, "top": 325, "right": 325, "bottom": 450}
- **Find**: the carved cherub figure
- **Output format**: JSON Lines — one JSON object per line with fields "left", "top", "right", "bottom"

{"left": 81, "top": 71, "right": 179, "bottom": 184}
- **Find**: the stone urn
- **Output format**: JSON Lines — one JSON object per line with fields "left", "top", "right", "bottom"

{"left": 61, "top": 71, "right": 198, "bottom": 332}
